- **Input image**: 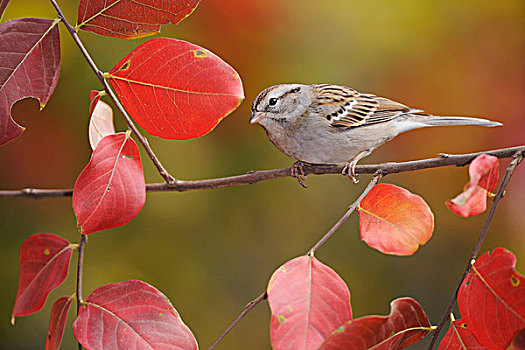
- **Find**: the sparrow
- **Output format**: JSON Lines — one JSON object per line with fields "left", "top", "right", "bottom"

{"left": 250, "top": 84, "right": 502, "bottom": 183}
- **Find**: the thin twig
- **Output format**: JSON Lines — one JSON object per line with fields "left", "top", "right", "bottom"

{"left": 308, "top": 173, "right": 383, "bottom": 254}
{"left": 1, "top": 145, "right": 523, "bottom": 199}
{"left": 208, "top": 173, "right": 384, "bottom": 349}
{"left": 76, "top": 234, "right": 87, "bottom": 350}
{"left": 48, "top": 0, "right": 177, "bottom": 185}
{"left": 208, "top": 292, "right": 267, "bottom": 350}
{"left": 427, "top": 151, "right": 524, "bottom": 349}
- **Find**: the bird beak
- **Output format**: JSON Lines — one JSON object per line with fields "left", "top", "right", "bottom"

{"left": 250, "top": 112, "right": 264, "bottom": 124}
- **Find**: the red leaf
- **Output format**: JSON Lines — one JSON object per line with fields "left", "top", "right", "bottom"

{"left": 509, "top": 329, "right": 525, "bottom": 350}
{"left": 88, "top": 97, "right": 115, "bottom": 150}
{"left": 446, "top": 154, "right": 499, "bottom": 217}
{"left": 0, "top": 18, "right": 60, "bottom": 145}
{"left": 438, "top": 319, "right": 486, "bottom": 350}
{"left": 358, "top": 184, "right": 434, "bottom": 256}
{"left": 107, "top": 38, "right": 244, "bottom": 140}
{"left": 73, "top": 280, "right": 198, "bottom": 350}
{"left": 77, "top": 0, "right": 200, "bottom": 39}
{"left": 11, "top": 234, "right": 74, "bottom": 323}
{"left": 319, "top": 298, "right": 432, "bottom": 350}
{"left": 267, "top": 256, "right": 352, "bottom": 350}
{"left": 46, "top": 296, "right": 73, "bottom": 350}
{"left": 88, "top": 90, "right": 102, "bottom": 116}
{"left": 458, "top": 248, "right": 525, "bottom": 349}
{"left": 73, "top": 132, "right": 145, "bottom": 234}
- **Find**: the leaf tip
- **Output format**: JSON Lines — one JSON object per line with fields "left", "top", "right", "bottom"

{"left": 10, "top": 314, "right": 15, "bottom": 325}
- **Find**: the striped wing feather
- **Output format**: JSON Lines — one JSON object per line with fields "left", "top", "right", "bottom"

{"left": 312, "top": 85, "right": 412, "bottom": 128}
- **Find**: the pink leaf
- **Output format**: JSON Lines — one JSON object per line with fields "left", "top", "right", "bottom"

{"left": 73, "top": 132, "right": 145, "bottom": 234}
{"left": 358, "top": 183, "right": 434, "bottom": 256}
{"left": 446, "top": 154, "right": 499, "bottom": 217}
{"left": 319, "top": 297, "right": 431, "bottom": 350}
{"left": 267, "top": 256, "right": 352, "bottom": 350}
{"left": 88, "top": 97, "right": 115, "bottom": 150}
{"left": 73, "top": 280, "right": 198, "bottom": 350}
{"left": 0, "top": 18, "right": 60, "bottom": 145}
{"left": 46, "top": 296, "right": 73, "bottom": 350}
{"left": 11, "top": 234, "right": 74, "bottom": 323}
{"left": 458, "top": 248, "right": 525, "bottom": 349}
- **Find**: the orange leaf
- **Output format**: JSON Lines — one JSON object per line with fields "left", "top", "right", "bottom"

{"left": 358, "top": 184, "right": 434, "bottom": 256}
{"left": 446, "top": 154, "right": 499, "bottom": 217}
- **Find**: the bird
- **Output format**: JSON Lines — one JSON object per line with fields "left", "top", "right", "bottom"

{"left": 250, "top": 84, "right": 502, "bottom": 183}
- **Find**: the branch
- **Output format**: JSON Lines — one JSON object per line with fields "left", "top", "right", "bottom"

{"left": 206, "top": 147, "right": 525, "bottom": 349}
{"left": 208, "top": 292, "right": 267, "bottom": 350}
{"left": 1, "top": 145, "right": 523, "bottom": 199}
{"left": 427, "top": 150, "right": 524, "bottom": 349}
{"left": 208, "top": 174, "right": 383, "bottom": 349}
{"left": 76, "top": 234, "right": 87, "bottom": 350}
{"left": 308, "top": 173, "right": 383, "bottom": 254}
{"left": 49, "top": 0, "right": 176, "bottom": 184}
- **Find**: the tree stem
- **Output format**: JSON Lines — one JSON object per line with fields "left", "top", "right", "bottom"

{"left": 48, "top": 0, "right": 177, "bottom": 185}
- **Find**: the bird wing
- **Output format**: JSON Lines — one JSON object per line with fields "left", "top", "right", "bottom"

{"left": 312, "top": 85, "right": 413, "bottom": 128}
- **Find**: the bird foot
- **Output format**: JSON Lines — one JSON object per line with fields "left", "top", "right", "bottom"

{"left": 342, "top": 162, "right": 359, "bottom": 184}
{"left": 291, "top": 161, "right": 308, "bottom": 188}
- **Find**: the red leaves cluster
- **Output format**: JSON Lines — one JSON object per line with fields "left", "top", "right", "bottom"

{"left": 12, "top": 234, "right": 198, "bottom": 349}
{"left": 268, "top": 249, "right": 524, "bottom": 349}
{"left": 4, "top": 0, "right": 521, "bottom": 349}
{"left": 6, "top": 1, "right": 241, "bottom": 348}
{"left": 267, "top": 256, "right": 432, "bottom": 349}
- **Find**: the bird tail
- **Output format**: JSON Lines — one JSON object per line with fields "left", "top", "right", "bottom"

{"left": 420, "top": 115, "right": 502, "bottom": 127}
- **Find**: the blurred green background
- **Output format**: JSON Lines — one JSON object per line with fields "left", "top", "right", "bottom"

{"left": 1, "top": 0, "right": 524, "bottom": 348}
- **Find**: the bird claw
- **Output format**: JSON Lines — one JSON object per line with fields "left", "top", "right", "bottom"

{"left": 291, "top": 161, "right": 308, "bottom": 188}
{"left": 342, "top": 162, "right": 359, "bottom": 184}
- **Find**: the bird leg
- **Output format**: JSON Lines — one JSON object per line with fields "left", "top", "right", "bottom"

{"left": 291, "top": 161, "right": 308, "bottom": 188}
{"left": 342, "top": 150, "right": 371, "bottom": 184}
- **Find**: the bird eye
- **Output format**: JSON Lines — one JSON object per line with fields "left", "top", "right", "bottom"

{"left": 268, "top": 98, "right": 278, "bottom": 106}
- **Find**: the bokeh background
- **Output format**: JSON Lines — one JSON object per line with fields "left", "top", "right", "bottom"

{"left": 1, "top": 0, "right": 524, "bottom": 348}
